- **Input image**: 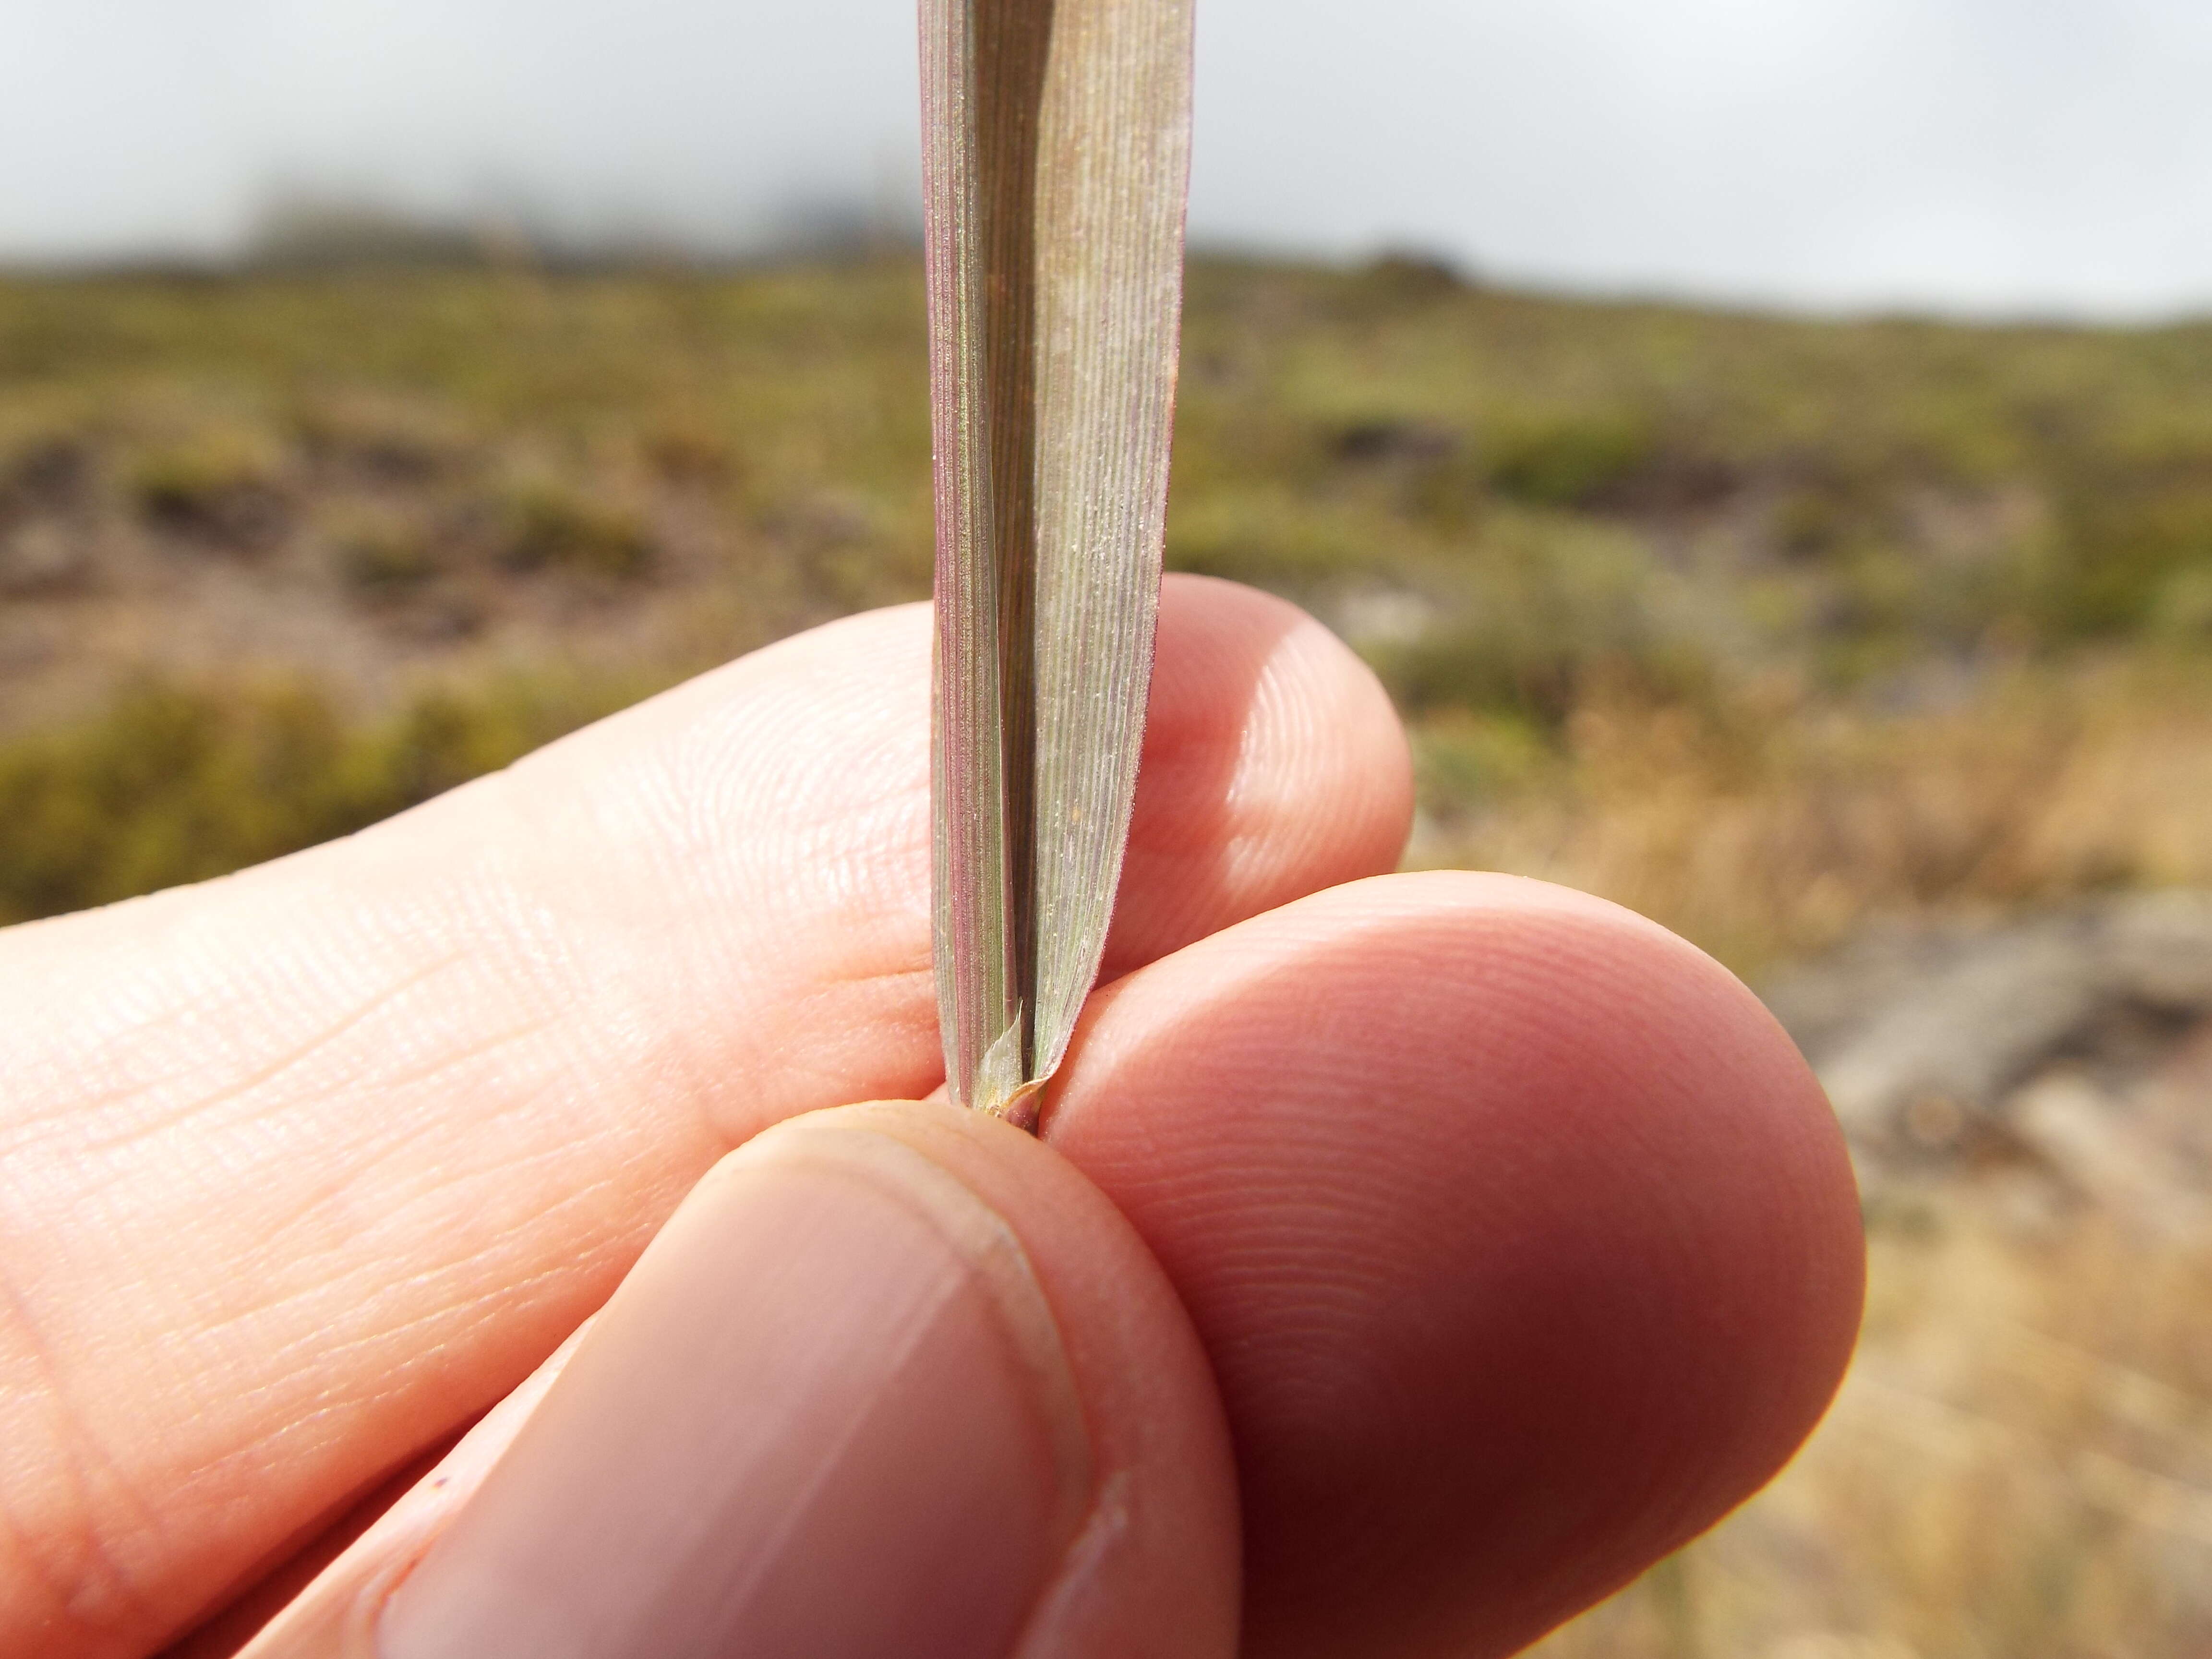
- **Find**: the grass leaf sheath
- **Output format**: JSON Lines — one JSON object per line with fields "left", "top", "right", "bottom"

{"left": 922, "top": 0, "right": 1194, "bottom": 1127}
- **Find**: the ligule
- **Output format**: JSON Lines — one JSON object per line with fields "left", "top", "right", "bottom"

{"left": 922, "top": 0, "right": 1194, "bottom": 1126}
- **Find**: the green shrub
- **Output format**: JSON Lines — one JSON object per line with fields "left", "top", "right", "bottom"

{"left": 1411, "top": 711, "right": 1551, "bottom": 815}
{"left": 1163, "top": 491, "right": 1376, "bottom": 592}
{"left": 2043, "top": 482, "right": 2212, "bottom": 636}
{"left": 126, "top": 432, "right": 289, "bottom": 547}
{"left": 290, "top": 392, "right": 471, "bottom": 482}
{"left": 0, "top": 673, "right": 642, "bottom": 924}
{"left": 332, "top": 510, "right": 445, "bottom": 595}
{"left": 496, "top": 480, "right": 655, "bottom": 579}
{"left": 1365, "top": 515, "right": 1709, "bottom": 725}
{"left": 1482, "top": 413, "right": 1654, "bottom": 509}
{"left": 0, "top": 681, "right": 370, "bottom": 921}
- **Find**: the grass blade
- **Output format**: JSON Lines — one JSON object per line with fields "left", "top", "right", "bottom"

{"left": 922, "top": 0, "right": 1194, "bottom": 1127}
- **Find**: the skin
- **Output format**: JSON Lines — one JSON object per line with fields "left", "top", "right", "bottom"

{"left": 0, "top": 576, "right": 1864, "bottom": 1659}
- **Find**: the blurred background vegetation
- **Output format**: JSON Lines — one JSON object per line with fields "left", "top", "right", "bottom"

{"left": 11, "top": 256, "right": 2212, "bottom": 949}
{"left": 7, "top": 254, "right": 2212, "bottom": 1653}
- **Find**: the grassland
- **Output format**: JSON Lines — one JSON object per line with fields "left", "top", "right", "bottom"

{"left": 8, "top": 258, "right": 2212, "bottom": 947}
{"left": 5, "top": 257, "right": 2212, "bottom": 1653}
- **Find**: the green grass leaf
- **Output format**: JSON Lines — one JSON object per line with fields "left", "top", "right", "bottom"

{"left": 923, "top": 0, "right": 1194, "bottom": 1126}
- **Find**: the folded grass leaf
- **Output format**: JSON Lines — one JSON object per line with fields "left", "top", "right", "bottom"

{"left": 923, "top": 0, "right": 1194, "bottom": 1127}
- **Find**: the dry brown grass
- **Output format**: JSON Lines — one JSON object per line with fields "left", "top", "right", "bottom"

{"left": 1411, "top": 658, "right": 2212, "bottom": 979}
{"left": 1529, "top": 1201, "right": 2212, "bottom": 1659}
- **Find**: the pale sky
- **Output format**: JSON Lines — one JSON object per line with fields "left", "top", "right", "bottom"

{"left": 4, "top": 0, "right": 2211, "bottom": 317}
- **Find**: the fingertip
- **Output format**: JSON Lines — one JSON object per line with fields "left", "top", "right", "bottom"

{"left": 1110, "top": 577, "right": 1412, "bottom": 975}
{"left": 1049, "top": 871, "right": 1864, "bottom": 1658}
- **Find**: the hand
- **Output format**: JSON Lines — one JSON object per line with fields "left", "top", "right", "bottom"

{"left": 0, "top": 577, "right": 1862, "bottom": 1659}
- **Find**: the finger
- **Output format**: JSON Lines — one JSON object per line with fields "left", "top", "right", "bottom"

{"left": 0, "top": 577, "right": 1402, "bottom": 1659}
{"left": 234, "top": 1105, "right": 1238, "bottom": 1659}
{"left": 1042, "top": 871, "right": 1866, "bottom": 1659}
{"left": 165, "top": 1331, "right": 592, "bottom": 1659}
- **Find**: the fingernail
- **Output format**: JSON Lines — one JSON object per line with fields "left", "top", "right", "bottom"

{"left": 379, "top": 1118, "right": 1091, "bottom": 1659}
